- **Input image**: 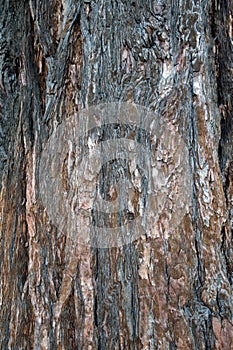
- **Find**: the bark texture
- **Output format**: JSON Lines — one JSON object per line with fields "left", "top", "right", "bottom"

{"left": 0, "top": 0, "right": 232, "bottom": 349}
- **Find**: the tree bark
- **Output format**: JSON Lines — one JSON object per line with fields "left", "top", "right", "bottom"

{"left": 0, "top": 0, "right": 232, "bottom": 349}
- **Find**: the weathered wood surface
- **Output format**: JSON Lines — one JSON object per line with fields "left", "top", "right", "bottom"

{"left": 0, "top": 0, "right": 232, "bottom": 349}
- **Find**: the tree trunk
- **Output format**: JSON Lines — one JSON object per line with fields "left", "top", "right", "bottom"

{"left": 0, "top": 0, "right": 232, "bottom": 349}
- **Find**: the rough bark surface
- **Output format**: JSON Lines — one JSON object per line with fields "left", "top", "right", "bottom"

{"left": 0, "top": 0, "right": 232, "bottom": 349}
